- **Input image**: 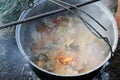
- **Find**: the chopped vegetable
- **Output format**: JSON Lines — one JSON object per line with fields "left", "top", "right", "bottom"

{"left": 56, "top": 55, "right": 73, "bottom": 65}
{"left": 38, "top": 61, "right": 44, "bottom": 67}
{"left": 53, "top": 16, "right": 65, "bottom": 25}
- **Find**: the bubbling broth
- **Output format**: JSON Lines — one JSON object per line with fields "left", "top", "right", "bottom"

{"left": 30, "top": 16, "right": 109, "bottom": 75}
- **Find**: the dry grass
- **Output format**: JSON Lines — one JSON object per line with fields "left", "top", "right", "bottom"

{"left": 0, "top": 0, "right": 27, "bottom": 37}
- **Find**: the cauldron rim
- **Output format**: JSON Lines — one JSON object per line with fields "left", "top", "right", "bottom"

{"left": 15, "top": 0, "right": 118, "bottom": 77}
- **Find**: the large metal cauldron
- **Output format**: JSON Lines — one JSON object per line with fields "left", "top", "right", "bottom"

{"left": 15, "top": 0, "right": 118, "bottom": 80}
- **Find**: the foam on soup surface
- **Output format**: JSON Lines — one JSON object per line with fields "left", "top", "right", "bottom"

{"left": 30, "top": 16, "right": 109, "bottom": 75}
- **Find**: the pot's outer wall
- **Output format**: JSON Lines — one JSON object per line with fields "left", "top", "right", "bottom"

{"left": 30, "top": 63, "right": 101, "bottom": 80}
